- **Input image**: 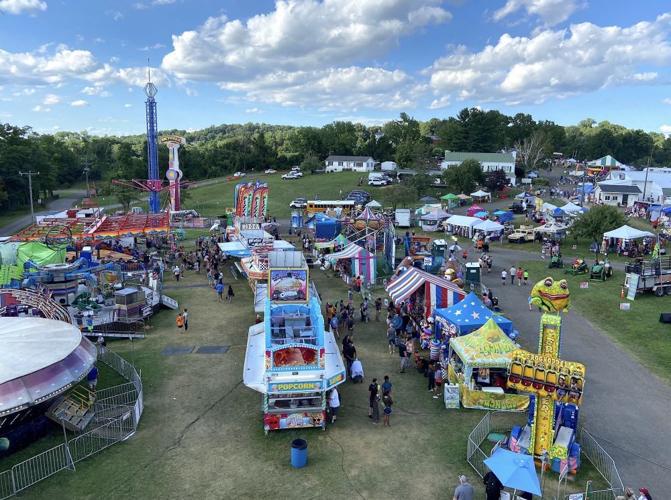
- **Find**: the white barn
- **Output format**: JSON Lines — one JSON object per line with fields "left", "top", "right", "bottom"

{"left": 325, "top": 155, "right": 376, "bottom": 173}
{"left": 441, "top": 151, "right": 517, "bottom": 186}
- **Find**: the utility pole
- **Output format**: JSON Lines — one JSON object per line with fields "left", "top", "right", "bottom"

{"left": 19, "top": 170, "right": 39, "bottom": 223}
{"left": 82, "top": 157, "right": 92, "bottom": 198}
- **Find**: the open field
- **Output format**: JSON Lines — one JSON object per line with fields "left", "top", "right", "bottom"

{"left": 6, "top": 232, "right": 607, "bottom": 499}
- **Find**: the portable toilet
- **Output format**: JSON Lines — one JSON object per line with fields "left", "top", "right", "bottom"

{"left": 464, "top": 262, "right": 481, "bottom": 287}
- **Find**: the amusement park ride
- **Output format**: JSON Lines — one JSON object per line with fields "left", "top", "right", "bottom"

{"left": 112, "top": 67, "right": 188, "bottom": 213}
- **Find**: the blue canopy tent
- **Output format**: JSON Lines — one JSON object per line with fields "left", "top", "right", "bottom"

{"left": 493, "top": 210, "right": 514, "bottom": 223}
{"left": 306, "top": 213, "right": 341, "bottom": 241}
{"left": 474, "top": 211, "right": 489, "bottom": 219}
{"left": 552, "top": 207, "right": 565, "bottom": 218}
{"left": 484, "top": 448, "right": 541, "bottom": 496}
{"left": 433, "top": 291, "right": 513, "bottom": 338}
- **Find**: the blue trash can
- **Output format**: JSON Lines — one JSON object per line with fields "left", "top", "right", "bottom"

{"left": 290, "top": 438, "right": 308, "bottom": 468}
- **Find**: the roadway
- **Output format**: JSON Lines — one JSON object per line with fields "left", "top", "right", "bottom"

{"left": 0, "top": 190, "right": 87, "bottom": 236}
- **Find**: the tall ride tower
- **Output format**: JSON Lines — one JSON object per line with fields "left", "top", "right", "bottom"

{"left": 145, "top": 69, "right": 161, "bottom": 213}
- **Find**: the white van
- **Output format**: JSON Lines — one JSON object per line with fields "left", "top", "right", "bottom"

{"left": 368, "top": 172, "right": 390, "bottom": 186}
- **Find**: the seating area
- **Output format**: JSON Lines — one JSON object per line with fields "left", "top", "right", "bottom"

{"left": 269, "top": 309, "right": 316, "bottom": 345}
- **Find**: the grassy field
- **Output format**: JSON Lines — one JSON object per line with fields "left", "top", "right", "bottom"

{"left": 6, "top": 231, "right": 606, "bottom": 499}
{"left": 520, "top": 260, "right": 671, "bottom": 384}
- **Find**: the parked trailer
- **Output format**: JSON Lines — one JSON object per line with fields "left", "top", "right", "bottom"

{"left": 624, "top": 256, "right": 671, "bottom": 297}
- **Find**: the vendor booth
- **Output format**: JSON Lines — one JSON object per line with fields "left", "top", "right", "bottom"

{"left": 492, "top": 210, "right": 514, "bottom": 223}
{"left": 447, "top": 318, "right": 529, "bottom": 411}
{"left": 473, "top": 219, "right": 504, "bottom": 240}
{"left": 470, "top": 190, "right": 492, "bottom": 202}
{"left": 326, "top": 243, "right": 376, "bottom": 286}
{"left": 443, "top": 215, "right": 481, "bottom": 238}
{"left": 602, "top": 224, "right": 655, "bottom": 256}
{"left": 434, "top": 291, "right": 513, "bottom": 337}
{"left": 467, "top": 204, "right": 485, "bottom": 217}
{"left": 440, "top": 193, "right": 459, "bottom": 209}
{"left": 560, "top": 202, "right": 584, "bottom": 215}
{"left": 420, "top": 210, "right": 450, "bottom": 232}
{"left": 534, "top": 222, "right": 568, "bottom": 239}
{"left": 386, "top": 266, "right": 465, "bottom": 318}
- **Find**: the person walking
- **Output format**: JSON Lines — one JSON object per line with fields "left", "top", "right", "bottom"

{"left": 398, "top": 337, "right": 409, "bottom": 373}
{"left": 638, "top": 487, "right": 653, "bottom": 500}
{"left": 182, "top": 308, "right": 189, "bottom": 332}
{"left": 173, "top": 264, "right": 181, "bottom": 281}
{"left": 368, "top": 378, "right": 380, "bottom": 423}
{"left": 382, "top": 390, "right": 393, "bottom": 427}
{"left": 330, "top": 314, "right": 340, "bottom": 338}
{"left": 215, "top": 281, "right": 224, "bottom": 302}
{"left": 375, "top": 297, "right": 382, "bottom": 321}
{"left": 86, "top": 365, "right": 98, "bottom": 391}
{"left": 501, "top": 269, "right": 507, "bottom": 286}
{"left": 176, "top": 312, "right": 184, "bottom": 331}
{"left": 427, "top": 362, "right": 437, "bottom": 396}
{"left": 523, "top": 268, "right": 529, "bottom": 285}
{"left": 509, "top": 265, "right": 516, "bottom": 285}
{"left": 483, "top": 469, "right": 503, "bottom": 500}
{"left": 516, "top": 266, "right": 523, "bottom": 286}
{"left": 382, "top": 375, "right": 392, "bottom": 395}
{"left": 328, "top": 387, "right": 340, "bottom": 424}
{"left": 453, "top": 475, "right": 474, "bottom": 500}
{"left": 227, "top": 284, "right": 235, "bottom": 302}
{"left": 386, "top": 324, "right": 397, "bottom": 355}
{"left": 343, "top": 338, "right": 356, "bottom": 374}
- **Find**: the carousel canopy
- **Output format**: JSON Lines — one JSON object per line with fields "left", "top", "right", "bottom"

{"left": 474, "top": 219, "right": 504, "bottom": 233}
{"left": 326, "top": 242, "right": 372, "bottom": 262}
{"left": 365, "top": 199, "right": 382, "bottom": 208}
{"left": 450, "top": 318, "right": 517, "bottom": 369}
{"left": 603, "top": 224, "right": 654, "bottom": 240}
{"left": 356, "top": 207, "right": 383, "bottom": 221}
{"left": 434, "top": 291, "right": 512, "bottom": 334}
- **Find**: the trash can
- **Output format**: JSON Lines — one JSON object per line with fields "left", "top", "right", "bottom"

{"left": 290, "top": 438, "right": 308, "bottom": 468}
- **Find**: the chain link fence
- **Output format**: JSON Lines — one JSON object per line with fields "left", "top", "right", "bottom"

{"left": 0, "top": 347, "right": 142, "bottom": 499}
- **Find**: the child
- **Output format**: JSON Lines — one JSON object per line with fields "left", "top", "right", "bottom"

{"left": 227, "top": 284, "right": 235, "bottom": 302}
{"left": 523, "top": 269, "right": 529, "bottom": 285}
{"left": 176, "top": 312, "right": 184, "bottom": 331}
{"left": 382, "top": 390, "right": 393, "bottom": 427}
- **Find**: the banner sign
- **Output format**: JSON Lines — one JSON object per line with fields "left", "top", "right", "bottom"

{"left": 268, "top": 381, "right": 321, "bottom": 393}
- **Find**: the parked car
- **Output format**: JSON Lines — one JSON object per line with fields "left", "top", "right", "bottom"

{"left": 368, "top": 178, "right": 389, "bottom": 186}
{"left": 346, "top": 190, "right": 371, "bottom": 204}
{"left": 233, "top": 171, "right": 246, "bottom": 177}
{"left": 289, "top": 197, "right": 307, "bottom": 209}
{"left": 282, "top": 172, "right": 300, "bottom": 180}
{"left": 509, "top": 202, "right": 526, "bottom": 214}
{"left": 265, "top": 169, "right": 277, "bottom": 174}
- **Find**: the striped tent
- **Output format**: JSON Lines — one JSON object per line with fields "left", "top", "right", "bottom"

{"left": 326, "top": 243, "right": 376, "bottom": 285}
{"left": 386, "top": 267, "right": 465, "bottom": 318}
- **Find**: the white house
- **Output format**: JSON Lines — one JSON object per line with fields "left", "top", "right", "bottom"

{"left": 380, "top": 161, "right": 397, "bottom": 171}
{"left": 604, "top": 168, "right": 671, "bottom": 204}
{"left": 441, "top": 151, "right": 517, "bottom": 186}
{"left": 325, "top": 155, "right": 376, "bottom": 173}
{"left": 594, "top": 183, "right": 641, "bottom": 207}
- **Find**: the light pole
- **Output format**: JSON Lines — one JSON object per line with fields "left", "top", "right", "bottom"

{"left": 83, "top": 165, "right": 91, "bottom": 198}
{"left": 19, "top": 170, "right": 40, "bottom": 223}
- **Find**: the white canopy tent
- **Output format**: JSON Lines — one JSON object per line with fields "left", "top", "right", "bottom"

{"left": 365, "top": 199, "right": 382, "bottom": 208}
{"left": 470, "top": 189, "right": 492, "bottom": 201}
{"left": 443, "top": 215, "right": 482, "bottom": 238}
{"left": 603, "top": 225, "right": 654, "bottom": 241}
{"left": 541, "top": 202, "right": 558, "bottom": 213}
{"left": 473, "top": 219, "right": 504, "bottom": 233}
{"left": 561, "top": 202, "right": 584, "bottom": 214}
{"left": 534, "top": 222, "right": 568, "bottom": 235}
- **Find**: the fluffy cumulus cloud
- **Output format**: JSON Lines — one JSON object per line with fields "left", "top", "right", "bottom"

{"left": 661, "top": 124, "right": 671, "bottom": 137}
{"left": 493, "top": 0, "right": 582, "bottom": 26}
{"left": 0, "top": 0, "right": 46, "bottom": 15}
{"left": 427, "top": 13, "right": 671, "bottom": 105}
{"left": 0, "top": 44, "right": 168, "bottom": 90}
{"left": 161, "top": 0, "right": 451, "bottom": 110}
{"left": 70, "top": 99, "right": 88, "bottom": 107}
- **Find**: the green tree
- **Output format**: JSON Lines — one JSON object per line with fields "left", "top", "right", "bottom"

{"left": 484, "top": 170, "right": 508, "bottom": 193}
{"left": 385, "top": 183, "right": 416, "bottom": 208}
{"left": 300, "top": 153, "right": 322, "bottom": 173}
{"left": 441, "top": 159, "right": 485, "bottom": 194}
{"left": 570, "top": 205, "right": 627, "bottom": 243}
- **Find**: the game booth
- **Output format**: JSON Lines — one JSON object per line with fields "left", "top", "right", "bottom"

{"left": 243, "top": 258, "right": 346, "bottom": 433}
{"left": 433, "top": 291, "right": 514, "bottom": 338}
{"left": 326, "top": 242, "right": 377, "bottom": 286}
{"left": 473, "top": 219, "right": 505, "bottom": 240}
{"left": 386, "top": 266, "right": 465, "bottom": 319}
{"left": 419, "top": 210, "right": 450, "bottom": 232}
{"left": 443, "top": 215, "right": 482, "bottom": 238}
{"left": 447, "top": 318, "right": 529, "bottom": 411}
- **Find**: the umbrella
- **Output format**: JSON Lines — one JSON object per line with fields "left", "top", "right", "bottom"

{"left": 420, "top": 196, "right": 438, "bottom": 203}
{"left": 483, "top": 449, "right": 541, "bottom": 496}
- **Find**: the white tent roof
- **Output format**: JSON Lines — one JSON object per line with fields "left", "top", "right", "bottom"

{"left": 421, "top": 209, "right": 450, "bottom": 220}
{"left": 534, "top": 222, "right": 568, "bottom": 234}
{"left": 542, "top": 202, "right": 557, "bottom": 212}
{"left": 603, "top": 225, "right": 654, "bottom": 240}
{"left": 473, "top": 219, "right": 504, "bottom": 233}
{"left": 561, "top": 202, "right": 583, "bottom": 214}
{"left": 365, "top": 199, "right": 382, "bottom": 208}
{"left": 444, "top": 215, "right": 482, "bottom": 228}
{"left": 470, "top": 190, "right": 491, "bottom": 198}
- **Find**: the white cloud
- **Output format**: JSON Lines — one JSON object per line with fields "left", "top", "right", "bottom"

{"left": 82, "top": 85, "right": 110, "bottom": 97}
{"left": 184, "top": 87, "right": 198, "bottom": 96}
{"left": 153, "top": 0, "right": 175, "bottom": 4}
{"left": 32, "top": 104, "right": 50, "bottom": 112}
{"left": 106, "top": 10, "right": 123, "bottom": 21}
{"left": 162, "top": 0, "right": 451, "bottom": 82}
{"left": 245, "top": 107, "right": 260, "bottom": 114}
{"left": 0, "top": 0, "right": 47, "bottom": 15}
{"left": 332, "top": 116, "right": 393, "bottom": 127}
{"left": 221, "top": 66, "right": 416, "bottom": 111}
{"left": 493, "top": 0, "right": 582, "bottom": 26}
{"left": 0, "top": 45, "right": 97, "bottom": 85}
{"left": 124, "top": 103, "right": 133, "bottom": 108}
{"left": 663, "top": 98, "right": 671, "bottom": 105}
{"left": 429, "top": 95, "right": 451, "bottom": 109}
{"left": 139, "top": 43, "right": 166, "bottom": 51}
{"left": 427, "top": 13, "right": 671, "bottom": 105}
{"left": 43, "top": 93, "right": 60, "bottom": 105}
{"left": 134, "top": 0, "right": 174, "bottom": 9}
{"left": 70, "top": 99, "right": 88, "bottom": 107}
{"left": 661, "top": 124, "right": 671, "bottom": 137}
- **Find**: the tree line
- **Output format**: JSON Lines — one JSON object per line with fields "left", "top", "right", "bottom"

{"left": 2, "top": 108, "right": 671, "bottom": 211}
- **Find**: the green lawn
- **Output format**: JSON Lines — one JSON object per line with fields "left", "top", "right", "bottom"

{"left": 520, "top": 260, "right": 671, "bottom": 384}
{"left": 5, "top": 230, "right": 606, "bottom": 499}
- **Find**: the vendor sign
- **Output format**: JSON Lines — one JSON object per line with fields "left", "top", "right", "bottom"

{"left": 269, "top": 268, "right": 308, "bottom": 302}
{"left": 460, "top": 386, "right": 529, "bottom": 411}
{"left": 268, "top": 381, "right": 322, "bottom": 393}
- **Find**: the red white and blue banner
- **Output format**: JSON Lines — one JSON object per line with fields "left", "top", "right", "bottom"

{"left": 386, "top": 267, "right": 465, "bottom": 318}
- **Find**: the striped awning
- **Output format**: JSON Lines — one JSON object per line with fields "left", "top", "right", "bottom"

{"left": 326, "top": 243, "right": 367, "bottom": 262}
{"left": 386, "top": 267, "right": 463, "bottom": 304}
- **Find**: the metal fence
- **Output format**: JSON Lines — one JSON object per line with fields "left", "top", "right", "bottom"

{"left": 0, "top": 347, "right": 143, "bottom": 499}
{"left": 466, "top": 412, "right": 625, "bottom": 499}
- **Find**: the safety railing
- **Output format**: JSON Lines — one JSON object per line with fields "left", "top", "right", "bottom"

{"left": 0, "top": 347, "right": 142, "bottom": 499}
{"left": 575, "top": 428, "right": 625, "bottom": 498}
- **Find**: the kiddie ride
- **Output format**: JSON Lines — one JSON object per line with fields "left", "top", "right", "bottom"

{"left": 548, "top": 254, "right": 564, "bottom": 269}
{"left": 404, "top": 235, "right": 447, "bottom": 274}
{"left": 506, "top": 277, "right": 587, "bottom": 475}
{"left": 589, "top": 258, "right": 613, "bottom": 281}
{"left": 564, "top": 258, "right": 588, "bottom": 276}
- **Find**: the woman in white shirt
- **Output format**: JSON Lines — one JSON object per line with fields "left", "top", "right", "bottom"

{"left": 328, "top": 388, "right": 340, "bottom": 423}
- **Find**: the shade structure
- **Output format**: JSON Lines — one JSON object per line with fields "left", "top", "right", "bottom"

{"left": 474, "top": 211, "right": 489, "bottom": 219}
{"left": 326, "top": 243, "right": 376, "bottom": 285}
{"left": 218, "top": 241, "right": 251, "bottom": 258}
{"left": 470, "top": 189, "right": 491, "bottom": 200}
{"left": 474, "top": 219, "right": 504, "bottom": 233}
{"left": 551, "top": 207, "right": 565, "bottom": 217}
{"left": 493, "top": 210, "right": 513, "bottom": 223}
{"left": 441, "top": 193, "right": 459, "bottom": 201}
{"left": 420, "top": 209, "right": 450, "bottom": 221}
{"left": 603, "top": 224, "right": 654, "bottom": 240}
{"left": 434, "top": 291, "right": 513, "bottom": 336}
{"left": 457, "top": 193, "right": 472, "bottom": 200}
{"left": 420, "top": 196, "right": 438, "bottom": 204}
{"left": 515, "top": 192, "right": 535, "bottom": 200}
{"left": 466, "top": 204, "right": 484, "bottom": 216}
{"left": 449, "top": 318, "right": 517, "bottom": 369}
{"left": 365, "top": 199, "right": 382, "bottom": 208}
{"left": 561, "top": 202, "right": 583, "bottom": 214}
{"left": 356, "top": 206, "right": 383, "bottom": 221}
{"left": 443, "top": 215, "right": 482, "bottom": 238}
{"left": 483, "top": 448, "right": 541, "bottom": 496}
{"left": 386, "top": 267, "right": 465, "bottom": 318}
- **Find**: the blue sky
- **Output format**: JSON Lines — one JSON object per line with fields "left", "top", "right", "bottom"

{"left": 1, "top": 0, "right": 670, "bottom": 136}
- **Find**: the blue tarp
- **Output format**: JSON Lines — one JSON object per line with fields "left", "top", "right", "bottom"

{"left": 433, "top": 291, "right": 513, "bottom": 336}
{"left": 493, "top": 210, "right": 514, "bottom": 223}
